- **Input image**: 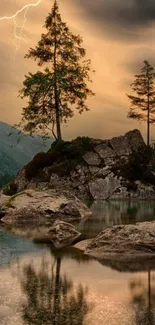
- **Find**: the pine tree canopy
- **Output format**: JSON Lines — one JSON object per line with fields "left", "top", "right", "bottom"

{"left": 19, "top": 0, "right": 95, "bottom": 140}
{"left": 127, "top": 60, "right": 155, "bottom": 145}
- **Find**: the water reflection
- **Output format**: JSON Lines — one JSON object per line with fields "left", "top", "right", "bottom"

{"left": 2, "top": 199, "right": 155, "bottom": 324}
{"left": 96, "top": 255, "right": 155, "bottom": 324}
{"left": 3, "top": 200, "right": 155, "bottom": 243}
{"left": 2, "top": 238, "right": 155, "bottom": 325}
{"left": 21, "top": 254, "right": 91, "bottom": 325}
{"left": 98, "top": 257, "right": 155, "bottom": 273}
{"left": 80, "top": 201, "right": 155, "bottom": 238}
{"left": 130, "top": 271, "right": 155, "bottom": 325}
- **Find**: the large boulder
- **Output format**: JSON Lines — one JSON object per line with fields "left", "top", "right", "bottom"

{"left": 89, "top": 173, "right": 121, "bottom": 200}
{"left": 85, "top": 221, "right": 155, "bottom": 259}
{"left": 83, "top": 151, "right": 101, "bottom": 166}
{"left": 126, "top": 129, "right": 145, "bottom": 151}
{"left": 95, "top": 142, "right": 116, "bottom": 160}
{"left": 110, "top": 135, "right": 131, "bottom": 156}
{"left": 1, "top": 189, "right": 92, "bottom": 225}
{"left": 47, "top": 220, "right": 81, "bottom": 248}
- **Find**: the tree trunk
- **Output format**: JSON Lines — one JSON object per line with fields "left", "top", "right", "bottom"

{"left": 147, "top": 74, "right": 150, "bottom": 146}
{"left": 55, "top": 95, "right": 62, "bottom": 140}
{"left": 53, "top": 257, "right": 61, "bottom": 325}
{"left": 53, "top": 11, "right": 62, "bottom": 141}
{"left": 147, "top": 104, "right": 150, "bottom": 146}
{"left": 148, "top": 269, "right": 151, "bottom": 311}
{"left": 147, "top": 270, "right": 154, "bottom": 325}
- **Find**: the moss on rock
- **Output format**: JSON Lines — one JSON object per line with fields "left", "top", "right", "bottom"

{"left": 25, "top": 137, "right": 94, "bottom": 180}
{"left": 3, "top": 181, "right": 17, "bottom": 196}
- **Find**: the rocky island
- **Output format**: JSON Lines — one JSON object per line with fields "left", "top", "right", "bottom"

{"left": 2, "top": 129, "right": 155, "bottom": 201}
{"left": 1, "top": 129, "right": 155, "bottom": 254}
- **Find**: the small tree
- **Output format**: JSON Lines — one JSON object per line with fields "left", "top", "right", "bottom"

{"left": 19, "top": 0, "right": 94, "bottom": 140}
{"left": 127, "top": 60, "right": 155, "bottom": 146}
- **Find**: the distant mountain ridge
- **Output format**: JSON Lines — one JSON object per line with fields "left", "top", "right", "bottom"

{"left": 0, "top": 121, "right": 52, "bottom": 181}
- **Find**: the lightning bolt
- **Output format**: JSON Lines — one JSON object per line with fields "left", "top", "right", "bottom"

{"left": 0, "top": 0, "right": 41, "bottom": 58}
{"left": 0, "top": 0, "right": 41, "bottom": 21}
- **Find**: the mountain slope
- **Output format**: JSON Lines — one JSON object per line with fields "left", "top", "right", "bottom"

{"left": 0, "top": 121, "right": 52, "bottom": 182}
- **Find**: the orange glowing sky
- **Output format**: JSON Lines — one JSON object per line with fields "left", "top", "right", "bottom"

{"left": 1, "top": 0, "right": 155, "bottom": 140}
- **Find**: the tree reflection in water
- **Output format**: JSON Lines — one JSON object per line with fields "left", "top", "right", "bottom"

{"left": 130, "top": 270, "right": 155, "bottom": 325}
{"left": 20, "top": 256, "right": 91, "bottom": 325}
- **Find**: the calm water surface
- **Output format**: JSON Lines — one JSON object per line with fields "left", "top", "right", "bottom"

{"left": 1, "top": 201, "right": 155, "bottom": 325}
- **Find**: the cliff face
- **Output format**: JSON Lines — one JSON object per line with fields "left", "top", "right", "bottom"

{"left": 6, "top": 129, "right": 155, "bottom": 200}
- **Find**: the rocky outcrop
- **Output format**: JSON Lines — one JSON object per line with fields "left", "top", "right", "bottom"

{"left": 0, "top": 208, "right": 5, "bottom": 219}
{"left": 83, "top": 151, "right": 101, "bottom": 166}
{"left": 47, "top": 220, "right": 81, "bottom": 248}
{"left": 89, "top": 173, "right": 121, "bottom": 200}
{"left": 0, "top": 195, "right": 7, "bottom": 219}
{"left": 1, "top": 189, "right": 91, "bottom": 225}
{"left": 85, "top": 221, "right": 155, "bottom": 259}
{"left": 7, "top": 129, "right": 155, "bottom": 200}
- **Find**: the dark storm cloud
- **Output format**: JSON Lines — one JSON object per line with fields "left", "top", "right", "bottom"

{"left": 122, "top": 47, "right": 155, "bottom": 75}
{"left": 75, "top": 0, "right": 155, "bottom": 39}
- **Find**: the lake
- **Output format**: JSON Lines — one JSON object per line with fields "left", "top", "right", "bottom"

{"left": 1, "top": 200, "right": 155, "bottom": 325}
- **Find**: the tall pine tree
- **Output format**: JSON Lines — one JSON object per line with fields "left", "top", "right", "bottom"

{"left": 19, "top": 0, "right": 94, "bottom": 140}
{"left": 127, "top": 60, "right": 155, "bottom": 146}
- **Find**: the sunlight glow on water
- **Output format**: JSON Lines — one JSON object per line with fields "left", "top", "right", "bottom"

{"left": 1, "top": 201, "right": 155, "bottom": 324}
{"left": 0, "top": 247, "right": 155, "bottom": 325}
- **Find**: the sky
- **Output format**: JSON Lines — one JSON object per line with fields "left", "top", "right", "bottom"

{"left": 1, "top": 0, "right": 155, "bottom": 141}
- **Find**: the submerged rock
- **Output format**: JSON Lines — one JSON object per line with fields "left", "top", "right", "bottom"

{"left": 47, "top": 220, "right": 81, "bottom": 248}
{"left": 74, "top": 239, "right": 93, "bottom": 251}
{"left": 1, "top": 189, "right": 91, "bottom": 225}
{"left": 85, "top": 221, "right": 155, "bottom": 259}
